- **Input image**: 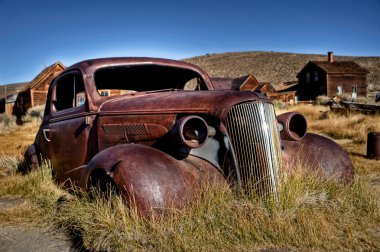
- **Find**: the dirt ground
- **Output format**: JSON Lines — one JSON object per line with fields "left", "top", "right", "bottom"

{"left": 0, "top": 196, "right": 298, "bottom": 252}
{"left": 0, "top": 196, "right": 76, "bottom": 252}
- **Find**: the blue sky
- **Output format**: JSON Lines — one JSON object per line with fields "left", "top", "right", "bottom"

{"left": 1, "top": 0, "right": 379, "bottom": 84}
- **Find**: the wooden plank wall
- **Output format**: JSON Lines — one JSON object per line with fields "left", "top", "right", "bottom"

{"left": 327, "top": 74, "right": 367, "bottom": 97}
{"left": 31, "top": 73, "right": 56, "bottom": 107}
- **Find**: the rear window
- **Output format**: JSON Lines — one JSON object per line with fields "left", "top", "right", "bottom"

{"left": 94, "top": 65, "right": 206, "bottom": 96}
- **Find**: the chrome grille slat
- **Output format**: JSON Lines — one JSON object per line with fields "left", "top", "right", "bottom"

{"left": 226, "top": 102, "right": 281, "bottom": 198}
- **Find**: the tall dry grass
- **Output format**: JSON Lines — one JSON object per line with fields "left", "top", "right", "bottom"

{"left": 276, "top": 104, "right": 380, "bottom": 144}
{"left": 0, "top": 162, "right": 66, "bottom": 227}
{"left": 1, "top": 164, "right": 377, "bottom": 251}
{"left": 1, "top": 104, "right": 379, "bottom": 250}
{"left": 0, "top": 106, "right": 44, "bottom": 157}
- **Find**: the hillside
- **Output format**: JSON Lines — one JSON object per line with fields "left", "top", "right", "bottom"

{"left": 184, "top": 52, "right": 380, "bottom": 96}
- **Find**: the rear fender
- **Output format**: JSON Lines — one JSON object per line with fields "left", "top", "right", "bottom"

{"left": 281, "top": 133, "right": 354, "bottom": 180}
{"left": 80, "top": 144, "right": 224, "bottom": 215}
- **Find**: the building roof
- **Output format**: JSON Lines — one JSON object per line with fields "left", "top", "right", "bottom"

{"left": 299, "top": 61, "right": 369, "bottom": 76}
{"left": 275, "top": 81, "right": 299, "bottom": 92}
{"left": 1, "top": 61, "right": 65, "bottom": 101}
{"left": 28, "top": 61, "right": 65, "bottom": 90}
{"left": 211, "top": 74, "right": 261, "bottom": 91}
{"left": 0, "top": 82, "right": 30, "bottom": 100}
{"left": 258, "top": 82, "right": 276, "bottom": 93}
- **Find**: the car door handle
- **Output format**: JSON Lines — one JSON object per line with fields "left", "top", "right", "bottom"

{"left": 43, "top": 129, "right": 51, "bottom": 142}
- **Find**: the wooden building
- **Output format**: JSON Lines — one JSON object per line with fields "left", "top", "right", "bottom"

{"left": 296, "top": 52, "right": 369, "bottom": 100}
{"left": 211, "top": 74, "right": 276, "bottom": 96}
{"left": 14, "top": 61, "right": 65, "bottom": 116}
{"left": 0, "top": 82, "right": 29, "bottom": 115}
{"left": 0, "top": 94, "right": 18, "bottom": 115}
{"left": 273, "top": 81, "right": 298, "bottom": 102}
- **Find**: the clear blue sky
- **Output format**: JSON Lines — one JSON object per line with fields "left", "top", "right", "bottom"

{"left": 1, "top": 0, "right": 379, "bottom": 84}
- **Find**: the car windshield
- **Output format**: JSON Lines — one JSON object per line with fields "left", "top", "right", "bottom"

{"left": 94, "top": 65, "right": 207, "bottom": 97}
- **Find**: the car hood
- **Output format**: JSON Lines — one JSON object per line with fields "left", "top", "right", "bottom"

{"left": 97, "top": 90, "right": 270, "bottom": 119}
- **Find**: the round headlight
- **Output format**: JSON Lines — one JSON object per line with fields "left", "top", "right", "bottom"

{"left": 172, "top": 116, "right": 208, "bottom": 148}
{"left": 276, "top": 112, "right": 307, "bottom": 141}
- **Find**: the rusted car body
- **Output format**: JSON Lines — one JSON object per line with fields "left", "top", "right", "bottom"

{"left": 25, "top": 57, "right": 354, "bottom": 214}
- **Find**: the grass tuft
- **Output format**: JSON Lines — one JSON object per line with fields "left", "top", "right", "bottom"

{"left": 27, "top": 166, "right": 377, "bottom": 251}
{"left": 0, "top": 154, "right": 20, "bottom": 177}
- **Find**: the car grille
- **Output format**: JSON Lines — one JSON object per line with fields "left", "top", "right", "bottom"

{"left": 225, "top": 102, "right": 281, "bottom": 198}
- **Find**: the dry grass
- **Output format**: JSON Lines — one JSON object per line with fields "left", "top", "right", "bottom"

{"left": 277, "top": 104, "right": 380, "bottom": 144}
{"left": 0, "top": 162, "right": 66, "bottom": 227}
{"left": 0, "top": 165, "right": 378, "bottom": 251}
{"left": 0, "top": 107, "right": 43, "bottom": 157}
{"left": 0, "top": 105, "right": 380, "bottom": 251}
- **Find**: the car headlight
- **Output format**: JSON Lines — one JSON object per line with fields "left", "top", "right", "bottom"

{"left": 172, "top": 116, "right": 209, "bottom": 148}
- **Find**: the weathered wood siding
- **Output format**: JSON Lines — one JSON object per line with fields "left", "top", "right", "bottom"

{"left": 31, "top": 68, "right": 60, "bottom": 106}
{"left": 5, "top": 103, "right": 14, "bottom": 115}
{"left": 239, "top": 77, "right": 260, "bottom": 91}
{"left": 327, "top": 74, "right": 367, "bottom": 97}
{"left": 32, "top": 91, "right": 49, "bottom": 106}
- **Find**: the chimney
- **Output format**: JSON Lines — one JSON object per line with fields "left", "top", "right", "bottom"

{"left": 328, "top": 51, "right": 334, "bottom": 63}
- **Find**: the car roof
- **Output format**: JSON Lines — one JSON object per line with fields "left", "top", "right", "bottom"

{"left": 66, "top": 57, "right": 206, "bottom": 75}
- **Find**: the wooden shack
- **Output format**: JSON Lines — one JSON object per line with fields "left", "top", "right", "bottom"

{"left": 0, "top": 82, "right": 29, "bottom": 115}
{"left": 296, "top": 52, "right": 368, "bottom": 100}
{"left": 14, "top": 61, "right": 65, "bottom": 116}
{"left": 211, "top": 74, "right": 276, "bottom": 96}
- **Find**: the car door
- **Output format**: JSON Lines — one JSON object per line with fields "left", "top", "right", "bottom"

{"left": 45, "top": 71, "right": 96, "bottom": 186}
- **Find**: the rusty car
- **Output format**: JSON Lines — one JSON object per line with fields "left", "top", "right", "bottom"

{"left": 24, "top": 57, "right": 354, "bottom": 214}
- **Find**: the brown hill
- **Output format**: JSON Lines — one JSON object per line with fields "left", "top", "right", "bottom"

{"left": 184, "top": 51, "right": 380, "bottom": 97}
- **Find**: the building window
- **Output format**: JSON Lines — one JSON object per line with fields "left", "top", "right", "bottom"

{"left": 337, "top": 85, "right": 343, "bottom": 95}
{"left": 314, "top": 71, "right": 319, "bottom": 82}
{"left": 306, "top": 72, "right": 310, "bottom": 83}
{"left": 99, "top": 89, "right": 110, "bottom": 96}
{"left": 352, "top": 86, "right": 357, "bottom": 100}
{"left": 76, "top": 92, "right": 86, "bottom": 107}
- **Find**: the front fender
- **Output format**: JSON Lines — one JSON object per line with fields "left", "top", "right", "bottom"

{"left": 281, "top": 133, "right": 354, "bottom": 180}
{"left": 22, "top": 144, "right": 40, "bottom": 172}
{"left": 80, "top": 144, "right": 225, "bottom": 215}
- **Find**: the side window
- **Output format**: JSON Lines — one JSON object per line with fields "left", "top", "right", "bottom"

{"left": 306, "top": 72, "right": 310, "bottom": 83}
{"left": 313, "top": 71, "right": 319, "bottom": 82}
{"left": 53, "top": 73, "right": 86, "bottom": 112}
{"left": 337, "top": 85, "right": 343, "bottom": 95}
